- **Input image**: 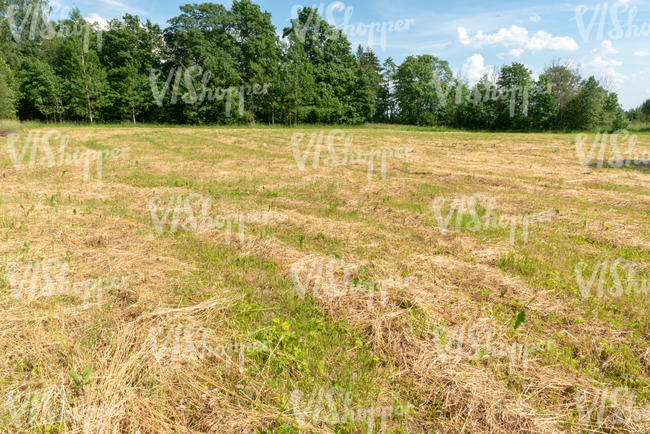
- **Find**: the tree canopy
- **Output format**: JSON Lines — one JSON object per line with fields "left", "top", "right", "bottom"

{"left": 0, "top": 0, "right": 630, "bottom": 131}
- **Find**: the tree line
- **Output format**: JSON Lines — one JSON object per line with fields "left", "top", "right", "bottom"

{"left": 627, "top": 100, "right": 650, "bottom": 126}
{"left": 0, "top": 0, "right": 647, "bottom": 130}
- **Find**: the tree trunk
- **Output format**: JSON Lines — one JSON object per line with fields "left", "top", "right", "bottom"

{"left": 80, "top": 46, "right": 94, "bottom": 124}
{"left": 87, "top": 95, "right": 93, "bottom": 124}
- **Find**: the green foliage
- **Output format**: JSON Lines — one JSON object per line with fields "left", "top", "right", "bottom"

{"left": 0, "top": 58, "right": 16, "bottom": 119}
{"left": 54, "top": 10, "right": 108, "bottom": 123}
{"left": 230, "top": 0, "right": 281, "bottom": 122}
{"left": 355, "top": 46, "right": 382, "bottom": 120}
{"left": 539, "top": 62, "right": 582, "bottom": 128}
{"left": 18, "top": 57, "right": 62, "bottom": 121}
{"left": 393, "top": 55, "right": 453, "bottom": 126}
{"left": 375, "top": 57, "right": 397, "bottom": 122}
{"left": 496, "top": 62, "right": 533, "bottom": 129}
{"left": 640, "top": 99, "right": 650, "bottom": 122}
{"left": 282, "top": 7, "right": 363, "bottom": 124}
{"left": 69, "top": 364, "right": 92, "bottom": 388}
{"left": 513, "top": 311, "right": 526, "bottom": 330}
{"left": 529, "top": 74, "right": 557, "bottom": 129}
{"left": 0, "top": 0, "right": 632, "bottom": 130}
{"left": 100, "top": 14, "right": 162, "bottom": 123}
{"left": 565, "top": 77, "right": 603, "bottom": 130}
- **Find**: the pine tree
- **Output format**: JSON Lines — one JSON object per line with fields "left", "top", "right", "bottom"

{"left": 375, "top": 58, "right": 397, "bottom": 122}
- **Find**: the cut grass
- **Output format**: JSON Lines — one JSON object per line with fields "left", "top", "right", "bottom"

{"left": 0, "top": 124, "right": 648, "bottom": 432}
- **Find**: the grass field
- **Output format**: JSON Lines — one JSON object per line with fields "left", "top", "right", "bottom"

{"left": 0, "top": 124, "right": 648, "bottom": 433}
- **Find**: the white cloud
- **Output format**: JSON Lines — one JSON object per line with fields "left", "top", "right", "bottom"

{"left": 509, "top": 48, "right": 524, "bottom": 57}
{"left": 634, "top": 50, "right": 650, "bottom": 57}
{"left": 582, "top": 50, "right": 626, "bottom": 89}
{"left": 598, "top": 40, "right": 619, "bottom": 55}
{"left": 583, "top": 39, "right": 624, "bottom": 87}
{"left": 457, "top": 27, "right": 472, "bottom": 45}
{"left": 529, "top": 15, "right": 541, "bottom": 23}
{"left": 457, "top": 25, "right": 579, "bottom": 51}
{"left": 461, "top": 54, "right": 488, "bottom": 84}
{"left": 600, "top": 67, "right": 626, "bottom": 88}
{"left": 525, "top": 30, "right": 580, "bottom": 51}
{"left": 98, "top": 0, "right": 145, "bottom": 15}
{"left": 85, "top": 13, "right": 109, "bottom": 30}
{"left": 588, "top": 56, "right": 623, "bottom": 68}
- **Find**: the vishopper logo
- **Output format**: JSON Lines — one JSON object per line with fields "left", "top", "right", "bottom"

{"left": 149, "top": 64, "right": 270, "bottom": 115}
{"left": 576, "top": 130, "right": 649, "bottom": 168}
{"left": 3, "top": 385, "right": 66, "bottom": 427}
{"left": 6, "top": 130, "right": 129, "bottom": 181}
{"left": 575, "top": 2, "right": 650, "bottom": 43}
{"left": 431, "top": 194, "right": 555, "bottom": 245}
{"left": 575, "top": 258, "right": 649, "bottom": 299}
{"left": 6, "top": 0, "right": 103, "bottom": 51}
{"left": 148, "top": 194, "right": 286, "bottom": 241}
{"left": 6, "top": 258, "right": 128, "bottom": 308}
{"left": 2, "top": 385, "right": 125, "bottom": 428}
{"left": 290, "top": 386, "right": 411, "bottom": 432}
{"left": 435, "top": 80, "right": 554, "bottom": 119}
{"left": 576, "top": 386, "right": 649, "bottom": 428}
{"left": 146, "top": 323, "right": 268, "bottom": 370}
{"left": 290, "top": 130, "right": 413, "bottom": 180}
{"left": 432, "top": 321, "right": 535, "bottom": 373}
{"left": 289, "top": 256, "right": 412, "bottom": 309}
{"left": 289, "top": 2, "right": 414, "bottom": 52}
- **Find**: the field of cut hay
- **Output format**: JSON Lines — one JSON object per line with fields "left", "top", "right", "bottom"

{"left": 0, "top": 125, "right": 648, "bottom": 433}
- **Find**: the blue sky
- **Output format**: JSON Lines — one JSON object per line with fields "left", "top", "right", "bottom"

{"left": 54, "top": 0, "right": 649, "bottom": 108}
